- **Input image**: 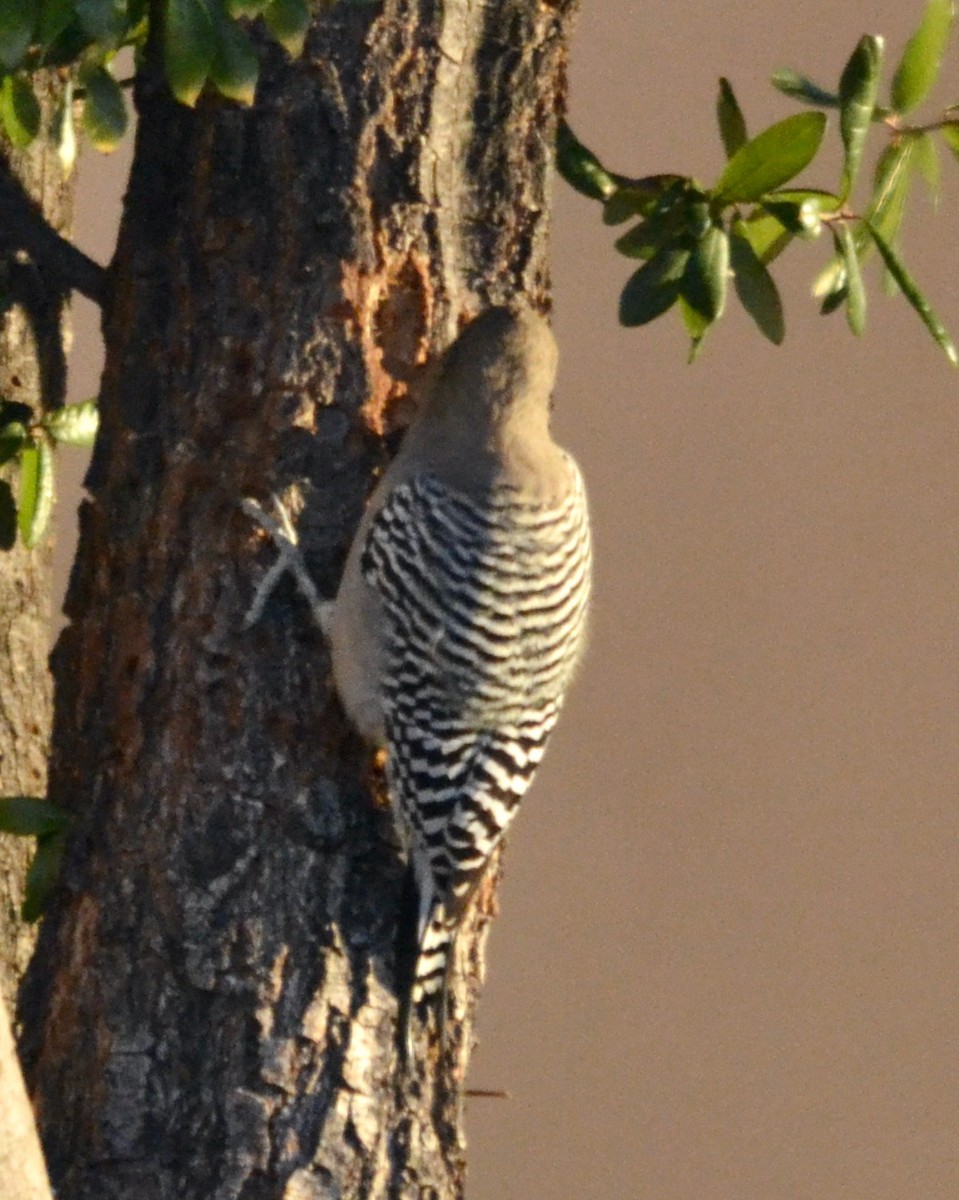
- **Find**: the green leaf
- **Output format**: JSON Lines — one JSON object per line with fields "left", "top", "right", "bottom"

{"left": 677, "top": 295, "right": 710, "bottom": 362}
{"left": 262, "top": 0, "right": 310, "bottom": 56}
{"left": 619, "top": 243, "right": 691, "bottom": 327}
{"left": 0, "top": 797, "right": 68, "bottom": 837}
{"left": 834, "top": 225, "right": 866, "bottom": 336}
{"left": 38, "top": 0, "right": 76, "bottom": 48}
{"left": 17, "top": 440, "right": 54, "bottom": 549}
{"left": 913, "top": 130, "right": 941, "bottom": 201}
{"left": 764, "top": 187, "right": 841, "bottom": 212}
{"left": 868, "top": 138, "right": 915, "bottom": 244}
{"left": 819, "top": 282, "right": 848, "bottom": 315}
{"left": 813, "top": 255, "right": 845, "bottom": 301}
{"left": 22, "top": 831, "right": 66, "bottom": 922}
{"left": 738, "top": 209, "right": 793, "bottom": 264}
{"left": 80, "top": 65, "right": 129, "bottom": 151}
{"left": 555, "top": 121, "right": 617, "bottom": 202}
{"left": 683, "top": 196, "right": 712, "bottom": 240}
{"left": 0, "top": 75, "right": 41, "bottom": 148}
{"left": 814, "top": 139, "right": 915, "bottom": 298}
{"left": 882, "top": 248, "right": 902, "bottom": 298}
{"left": 75, "top": 0, "right": 128, "bottom": 44}
{"left": 730, "top": 223, "right": 785, "bottom": 344}
{"left": 942, "top": 120, "right": 959, "bottom": 160}
{"left": 209, "top": 4, "right": 259, "bottom": 105}
{"left": 863, "top": 220, "right": 957, "bottom": 364}
{"left": 813, "top": 253, "right": 845, "bottom": 300}
{"left": 43, "top": 400, "right": 100, "bottom": 447}
{"left": 770, "top": 69, "right": 840, "bottom": 108}
{"left": 602, "top": 176, "right": 687, "bottom": 225}
{"left": 27, "top": 25, "right": 90, "bottom": 71}
{"left": 681, "top": 225, "right": 729, "bottom": 322}
{"left": 0, "top": 420, "right": 27, "bottom": 465}
{"left": 759, "top": 197, "right": 822, "bottom": 237}
{"left": 615, "top": 219, "right": 667, "bottom": 260}
{"left": 164, "top": 0, "right": 216, "bottom": 107}
{"left": 717, "top": 76, "right": 747, "bottom": 158}
{"left": 225, "top": 0, "right": 271, "bottom": 15}
{"left": 613, "top": 190, "right": 699, "bottom": 258}
{"left": 712, "top": 112, "right": 827, "bottom": 204}
{"left": 0, "top": 0, "right": 34, "bottom": 71}
{"left": 677, "top": 293, "right": 710, "bottom": 339}
{"left": 838, "top": 35, "right": 884, "bottom": 200}
{"left": 127, "top": 0, "right": 149, "bottom": 36}
{"left": 603, "top": 187, "right": 650, "bottom": 225}
{"left": 891, "top": 0, "right": 955, "bottom": 115}
{"left": 53, "top": 80, "right": 78, "bottom": 176}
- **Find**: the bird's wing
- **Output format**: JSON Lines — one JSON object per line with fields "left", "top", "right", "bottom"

{"left": 360, "top": 470, "right": 586, "bottom": 898}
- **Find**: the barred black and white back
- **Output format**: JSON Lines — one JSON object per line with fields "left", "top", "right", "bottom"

{"left": 361, "top": 462, "right": 591, "bottom": 1019}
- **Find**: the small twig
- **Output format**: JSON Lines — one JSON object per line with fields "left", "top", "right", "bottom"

{"left": 464, "top": 1088, "right": 510, "bottom": 1099}
{"left": 883, "top": 110, "right": 959, "bottom": 137}
{"left": 819, "top": 207, "right": 859, "bottom": 225}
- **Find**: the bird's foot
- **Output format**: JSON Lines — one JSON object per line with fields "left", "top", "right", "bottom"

{"left": 241, "top": 495, "right": 333, "bottom": 633}
{"left": 365, "top": 746, "right": 391, "bottom": 810}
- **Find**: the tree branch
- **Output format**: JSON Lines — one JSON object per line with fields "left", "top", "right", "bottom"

{"left": 0, "top": 159, "right": 108, "bottom": 307}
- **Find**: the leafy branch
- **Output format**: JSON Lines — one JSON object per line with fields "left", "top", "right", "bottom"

{"left": 0, "top": 398, "right": 98, "bottom": 549}
{"left": 0, "top": 797, "right": 69, "bottom": 921}
{"left": 557, "top": 0, "right": 958, "bottom": 363}
{"left": 0, "top": 0, "right": 313, "bottom": 161}
{"left": 0, "top": 0, "right": 314, "bottom": 556}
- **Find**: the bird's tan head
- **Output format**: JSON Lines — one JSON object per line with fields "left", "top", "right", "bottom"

{"left": 397, "top": 304, "right": 566, "bottom": 492}
{"left": 435, "top": 304, "right": 558, "bottom": 421}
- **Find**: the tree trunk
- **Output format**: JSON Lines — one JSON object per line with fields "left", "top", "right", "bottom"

{"left": 0, "top": 76, "right": 72, "bottom": 1012}
{"left": 20, "top": 3, "right": 577, "bottom": 1197}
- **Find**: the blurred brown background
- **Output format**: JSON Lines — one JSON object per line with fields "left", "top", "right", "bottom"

{"left": 59, "top": 2, "right": 959, "bottom": 1197}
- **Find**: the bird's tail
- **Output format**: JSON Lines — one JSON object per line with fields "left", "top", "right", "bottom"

{"left": 396, "top": 874, "right": 458, "bottom": 1064}
{"left": 411, "top": 907, "right": 457, "bottom": 1009}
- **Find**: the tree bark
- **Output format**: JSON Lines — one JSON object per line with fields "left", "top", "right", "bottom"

{"left": 0, "top": 76, "right": 73, "bottom": 1012}
{"left": 0, "top": 990, "right": 54, "bottom": 1200}
{"left": 21, "top": 3, "right": 577, "bottom": 1198}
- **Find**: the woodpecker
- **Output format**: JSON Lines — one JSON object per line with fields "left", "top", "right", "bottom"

{"left": 246, "top": 305, "right": 592, "bottom": 1052}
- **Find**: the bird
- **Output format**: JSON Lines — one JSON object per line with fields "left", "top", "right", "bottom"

{"left": 245, "top": 304, "right": 592, "bottom": 1057}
